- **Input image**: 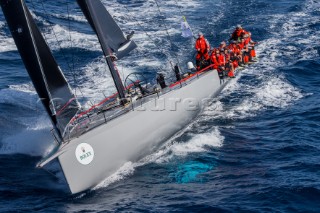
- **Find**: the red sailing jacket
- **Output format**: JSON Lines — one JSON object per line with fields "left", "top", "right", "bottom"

{"left": 211, "top": 54, "right": 220, "bottom": 69}
{"left": 244, "top": 33, "right": 251, "bottom": 45}
{"left": 231, "top": 29, "right": 244, "bottom": 40}
{"left": 218, "top": 54, "right": 225, "bottom": 66}
{"left": 238, "top": 42, "right": 245, "bottom": 50}
{"left": 195, "top": 37, "right": 210, "bottom": 52}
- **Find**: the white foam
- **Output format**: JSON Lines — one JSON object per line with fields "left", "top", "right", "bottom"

{"left": 74, "top": 57, "right": 117, "bottom": 106}
{"left": 51, "top": 13, "right": 87, "bottom": 23}
{"left": 305, "top": 0, "right": 320, "bottom": 12}
{"left": 93, "top": 161, "right": 135, "bottom": 190}
{"left": 140, "top": 127, "right": 224, "bottom": 164}
{"left": 171, "top": 128, "right": 224, "bottom": 155}
{"left": 256, "top": 77, "right": 303, "bottom": 108}
{"left": 8, "top": 83, "right": 35, "bottom": 93}
{"left": 265, "top": 4, "right": 320, "bottom": 64}
{"left": 43, "top": 24, "right": 99, "bottom": 51}
{"left": 204, "top": 74, "right": 303, "bottom": 120}
{"left": 29, "top": 10, "right": 47, "bottom": 23}
{"left": 0, "top": 35, "right": 16, "bottom": 52}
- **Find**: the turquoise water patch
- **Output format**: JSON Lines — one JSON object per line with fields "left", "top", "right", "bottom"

{"left": 170, "top": 161, "right": 214, "bottom": 183}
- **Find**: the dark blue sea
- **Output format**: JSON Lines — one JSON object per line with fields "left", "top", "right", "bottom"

{"left": 1, "top": 0, "right": 320, "bottom": 212}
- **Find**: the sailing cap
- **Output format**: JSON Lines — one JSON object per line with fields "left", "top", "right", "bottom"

{"left": 236, "top": 24, "right": 242, "bottom": 29}
{"left": 198, "top": 32, "right": 203, "bottom": 37}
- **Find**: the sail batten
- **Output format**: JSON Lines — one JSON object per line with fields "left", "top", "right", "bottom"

{"left": 0, "top": 0, "right": 80, "bottom": 139}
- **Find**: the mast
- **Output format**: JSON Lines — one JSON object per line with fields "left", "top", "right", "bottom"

{"left": 0, "top": 0, "right": 80, "bottom": 140}
{"left": 77, "top": 0, "right": 137, "bottom": 103}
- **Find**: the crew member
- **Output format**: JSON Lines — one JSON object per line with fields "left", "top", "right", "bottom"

{"left": 156, "top": 73, "right": 167, "bottom": 89}
{"left": 230, "top": 25, "right": 244, "bottom": 41}
{"left": 210, "top": 50, "right": 220, "bottom": 70}
{"left": 173, "top": 63, "right": 181, "bottom": 82}
{"left": 195, "top": 32, "right": 210, "bottom": 70}
{"left": 247, "top": 32, "right": 257, "bottom": 60}
{"left": 219, "top": 41, "right": 227, "bottom": 51}
{"left": 225, "top": 60, "right": 235, "bottom": 78}
{"left": 217, "top": 50, "right": 226, "bottom": 66}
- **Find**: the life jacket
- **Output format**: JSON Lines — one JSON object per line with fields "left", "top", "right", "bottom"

{"left": 218, "top": 54, "right": 225, "bottom": 66}
{"left": 232, "top": 60, "right": 238, "bottom": 69}
{"left": 233, "top": 45, "right": 241, "bottom": 55}
{"left": 228, "top": 70, "right": 235, "bottom": 77}
{"left": 238, "top": 42, "right": 244, "bottom": 50}
{"left": 243, "top": 52, "right": 250, "bottom": 63}
{"left": 210, "top": 54, "right": 220, "bottom": 69}
{"left": 250, "top": 49, "right": 256, "bottom": 57}
{"left": 230, "top": 44, "right": 239, "bottom": 54}
{"left": 228, "top": 43, "right": 235, "bottom": 50}
{"left": 195, "top": 37, "right": 210, "bottom": 52}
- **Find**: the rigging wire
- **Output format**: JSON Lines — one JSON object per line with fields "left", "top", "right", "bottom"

{"left": 29, "top": 0, "right": 73, "bottom": 75}
{"left": 66, "top": 2, "right": 76, "bottom": 94}
{"left": 116, "top": 2, "right": 183, "bottom": 81}
{"left": 65, "top": 2, "right": 94, "bottom": 107}
{"left": 152, "top": 0, "right": 183, "bottom": 71}
{"left": 121, "top": 5, "right": 170, "bottom": 59}
{"left": 29, "top": 0, "right": 93, "bottom": 107}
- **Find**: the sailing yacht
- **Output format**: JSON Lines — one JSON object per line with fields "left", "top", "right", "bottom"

{"left": 1, "top": 0, "right": 234, "bottom": 194}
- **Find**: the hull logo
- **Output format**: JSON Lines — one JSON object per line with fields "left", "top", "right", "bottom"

{"left": 75, "top": 143, "right": 94, "bottom": 165}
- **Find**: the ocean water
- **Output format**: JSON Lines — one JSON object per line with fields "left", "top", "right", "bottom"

{"left": 0, "top": 0, "right": 320, "bottom": 212}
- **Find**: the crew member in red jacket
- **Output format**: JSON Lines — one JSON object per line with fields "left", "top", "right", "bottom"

{"left": 210, "top": 50, "right": 220, "bottom": 70}
{"left": 230, "top": 25, "right": 245, "bottom": 41}
{"left": 195, "top": 32, "right": 210, "bottom": 70}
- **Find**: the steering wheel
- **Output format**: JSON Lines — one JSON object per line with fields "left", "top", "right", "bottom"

{"left": 124, "top": 72, "right": 149, "bottom": 92}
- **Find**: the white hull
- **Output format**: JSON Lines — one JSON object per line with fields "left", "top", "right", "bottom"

{"left": 41, "top": 69, "right": 230, "bottom": 194}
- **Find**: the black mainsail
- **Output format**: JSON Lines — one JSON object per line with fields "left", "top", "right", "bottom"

{"left": 0, "top": 0, "right": 80, "bottom": 139}
{"left": 77, "top": 0, "right": 137, "bottom": 101}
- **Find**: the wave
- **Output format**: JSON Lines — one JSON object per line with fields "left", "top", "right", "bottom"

{"left": 0, "top": 86, "right": 53, "bottom": 156}
{"left": 0, "top": 127, "right": 54, "bottom": 157}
